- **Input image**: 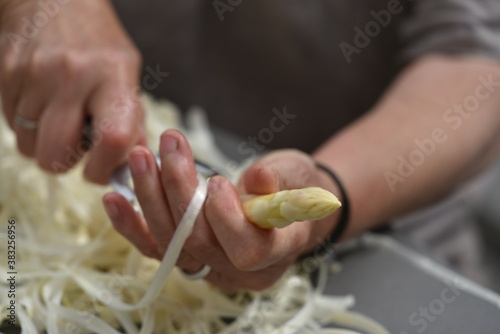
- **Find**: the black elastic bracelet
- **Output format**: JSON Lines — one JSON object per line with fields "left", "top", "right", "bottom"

{"left": 316, "top": 163, "right": 350, "bottom": 244}
{"left": 296, "top": 163, "right": 351, "bottom": 264}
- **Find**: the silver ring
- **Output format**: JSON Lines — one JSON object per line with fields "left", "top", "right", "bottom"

{"left": 180, "top": 264, "right": 211, "bottom": 280}
{"left": 14, "top": 114, "right": 38, "bottom": 130}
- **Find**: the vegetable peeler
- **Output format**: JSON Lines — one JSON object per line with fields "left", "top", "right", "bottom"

{"left": 110, "top": 154, "right": 217, "bottom": 209}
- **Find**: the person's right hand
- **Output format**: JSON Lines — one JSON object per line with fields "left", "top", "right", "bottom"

{"left": 0, "top": 0, "right": 145, "bottom": 184}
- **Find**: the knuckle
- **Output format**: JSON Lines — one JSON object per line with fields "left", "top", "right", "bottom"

{"left": 28, "top": 50, "right": 50, "bottom": 78}
{"left": 141, "top": 245, "right": 160, "bottom": 259}
{"left": 118, "top": 45, "right": 142, "bottom": 65}
{"left": 231, "top": 258, "right": 254, "bottom": 272}
{"left": 124, "top": 47, "right": 142, "bottom": 67}
{"left": 26, "top": 49, "right": 89, "bottom": 83}
{"left": 188, "top": 231, "right": 219, "bottom": 254}
{"left": 100, "top": 127, "right": 132, "bottom": 152}
{"left": 36, "top": 142, "right": 81, "bottom": 175}
{"left": 57, "top": 50, "right": 87, "bottom": 81}
{"left": 1, "top": 51, "right": 23, "bottom": 81}
{"left": 163, "top": 170, "right": 184, "bottom": 189}
{"left": 84, "top": 167, "right": 112, "bottom": 186}
{"left": 231, "top": 247, "right": 269, "bottom": 272}
{"left": 161, "top": 162, "right": 194, "bottom": 190}
{"left": 82, "top": 168, "right": 104, "bottom": 184}
{"left": 37, "top": 157, "right": 69, "bottom": 175}
{"left": 101, "top": 47, "right": 142, "bottom": 73}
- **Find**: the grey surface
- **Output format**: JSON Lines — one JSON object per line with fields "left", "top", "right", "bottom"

{"left": 394, "top": 156, "right": 500, "bottom": 294}
{"left": 2, "top": 234, "right": 499, "bottom": 333}
{"left": 326, "top": 236, "right": 500, "bottom": 334}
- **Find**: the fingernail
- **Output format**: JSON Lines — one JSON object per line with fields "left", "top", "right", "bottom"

{"left": 130, "top": 150, "right": 148, "bottom": 175}
{"left": 104, "top": 197, "right": 120, "bottom": 220}
{"left": 208, "top": 178, "right": 220, "bottom": 195}
{"left": 160, "top": 134, "right": 178, "bottom": 156}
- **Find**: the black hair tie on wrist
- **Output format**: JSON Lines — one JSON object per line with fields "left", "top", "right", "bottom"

{"left": 296, "top": 163, "right": 351, "bottom": 264}
{"left": 316, "top": 163, "right": 350, "bottom": 244}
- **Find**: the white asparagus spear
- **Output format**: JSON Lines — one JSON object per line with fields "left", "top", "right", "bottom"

{"left": 242, "top": 187, "right": 341, "bottom": 229}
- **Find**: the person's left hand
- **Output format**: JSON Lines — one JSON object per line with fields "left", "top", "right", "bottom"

{"left": 103, "top": 129, "right": 339, "bottom": 291}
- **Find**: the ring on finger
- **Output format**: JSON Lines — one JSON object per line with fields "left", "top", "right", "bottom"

{"left": 180, "top": 264, "right": 211, "bottom": 280}
{"left": 14, "top": 114, "right": 39, "bottom": 130}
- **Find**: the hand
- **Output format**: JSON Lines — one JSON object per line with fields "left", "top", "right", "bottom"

{"left": 103, "top": 129, "right": 339, "bottom": 291}
{"left": 0, "top": 0, "right": 145, "bottom": 184}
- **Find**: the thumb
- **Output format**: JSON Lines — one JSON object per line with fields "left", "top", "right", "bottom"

{"left": 240, "top": 163, "right": 279, "bottom": 195}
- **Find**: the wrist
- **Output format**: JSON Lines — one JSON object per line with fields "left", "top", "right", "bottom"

{"left": 300, "top": 162, "right": 350, "bottom": 257}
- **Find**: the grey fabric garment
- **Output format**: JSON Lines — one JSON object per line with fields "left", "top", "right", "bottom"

{"left": 112, "top": 0, "right": 500, "bottom": 156}
{"left": 398, "top": 0, "right": 500, "bottom": 62}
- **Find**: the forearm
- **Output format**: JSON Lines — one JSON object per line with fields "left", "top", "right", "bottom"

{"left": 314, "top": 55, "right": 500, "bottom": 240}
